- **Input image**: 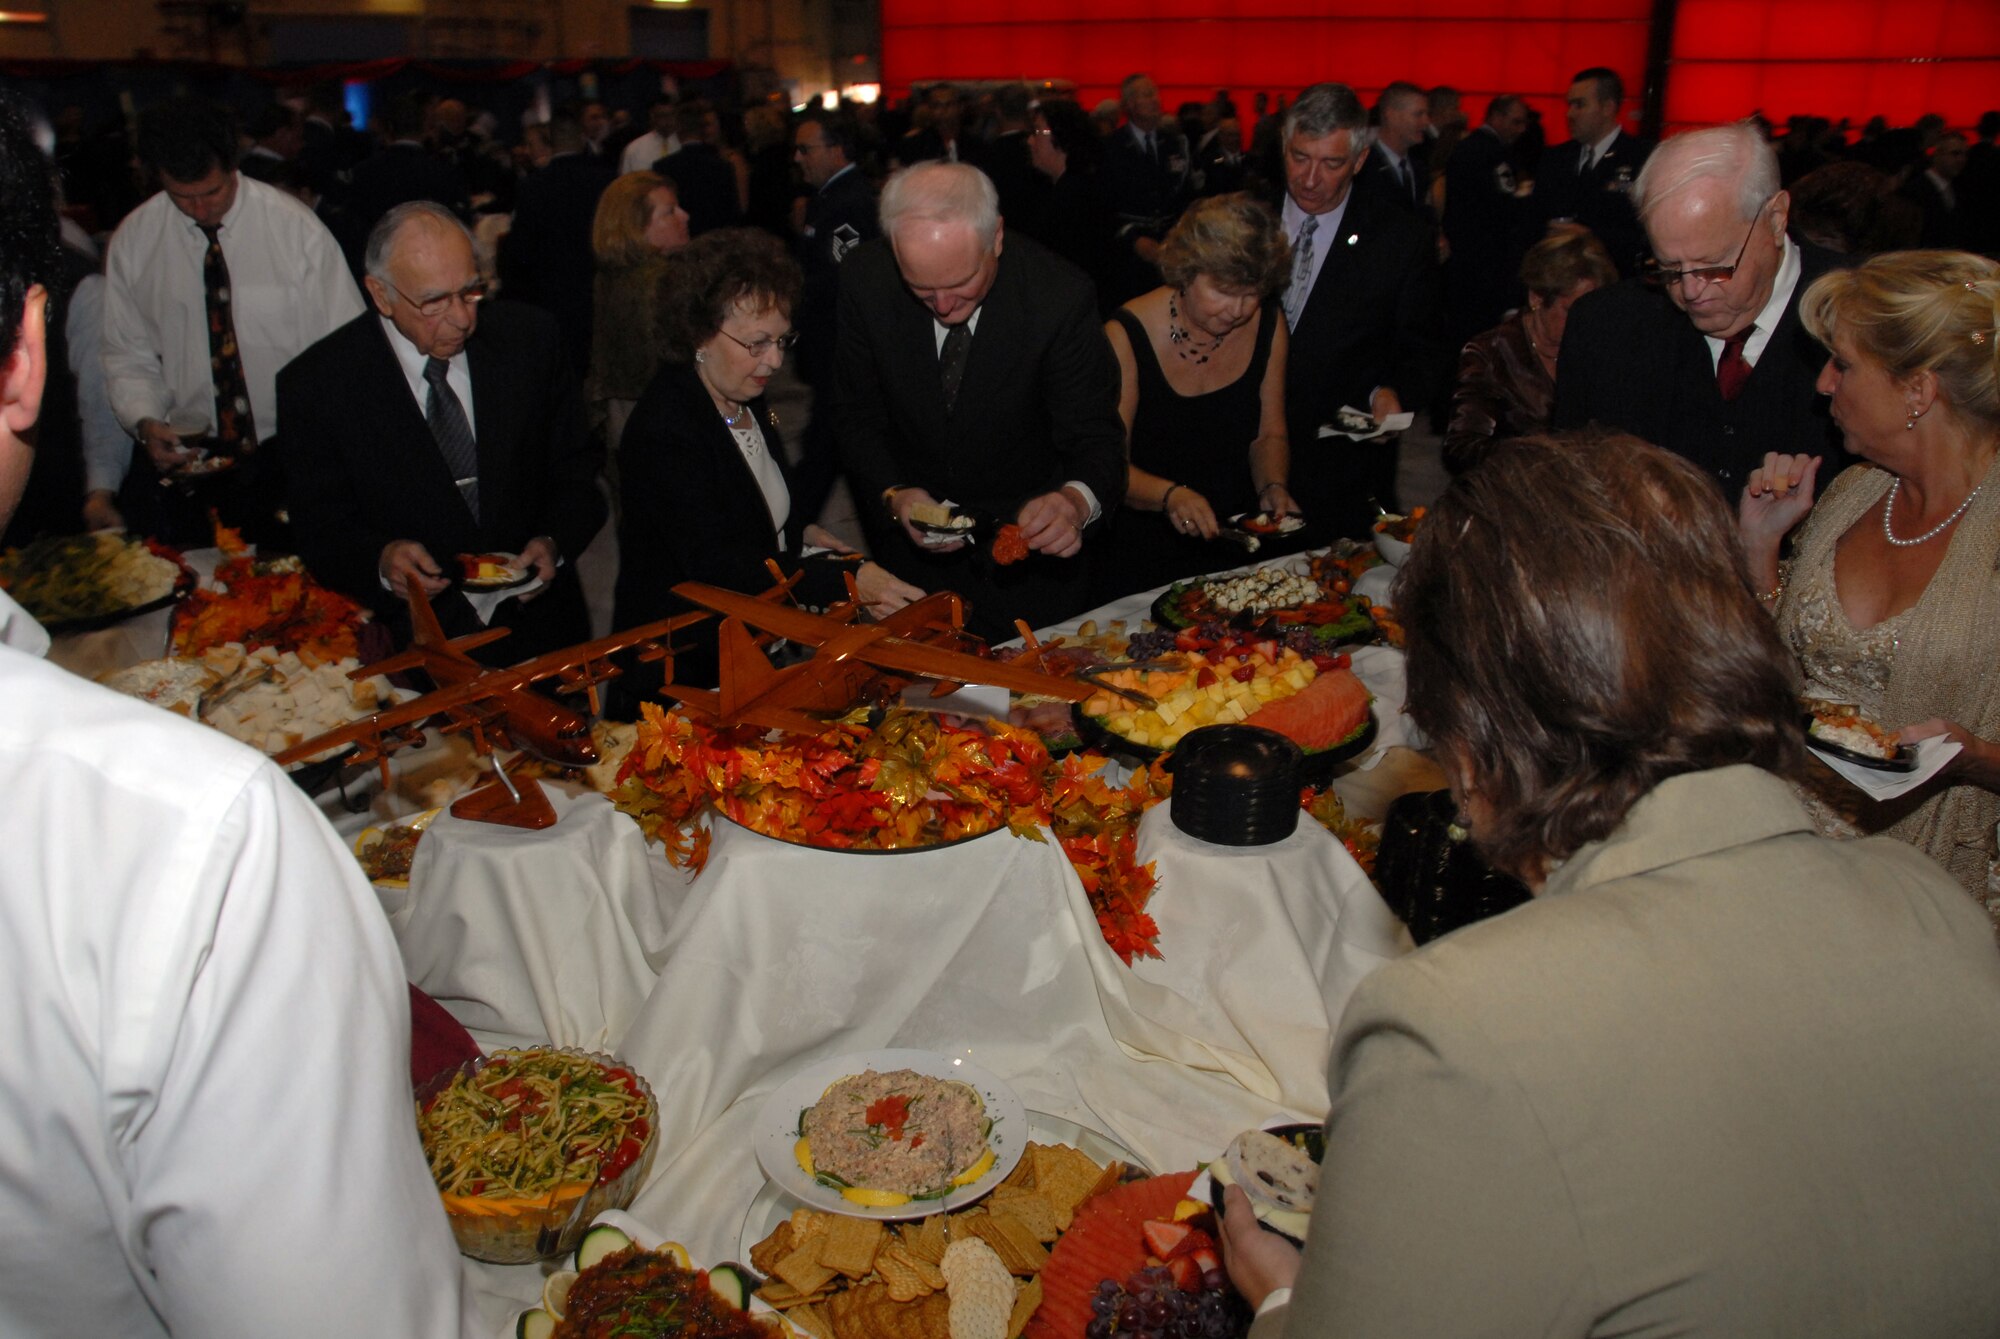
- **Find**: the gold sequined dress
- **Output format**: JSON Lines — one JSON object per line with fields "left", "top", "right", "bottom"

{"left": 1776, "top": 462, "right": 2000, "bottom": 928}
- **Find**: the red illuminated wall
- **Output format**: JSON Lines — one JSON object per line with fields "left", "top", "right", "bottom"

{"left": 1665, "top": 0, "right": 2000, "bottom": 131}
{"left": 881, "top": 0, "right": 2000, "bottom": 137}
{"left": 879, "top": 0, "right": 1654, "bottom": 139}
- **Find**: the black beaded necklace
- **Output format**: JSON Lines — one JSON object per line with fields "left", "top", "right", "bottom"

{"left": 1166, "top": 291, "right": 1228, "bottom": 364}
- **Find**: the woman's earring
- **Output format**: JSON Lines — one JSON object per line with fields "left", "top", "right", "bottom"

{"left": 695, "top": 350, "right": 706, "bottom": 363}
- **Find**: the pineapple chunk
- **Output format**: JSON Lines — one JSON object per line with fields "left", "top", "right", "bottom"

{"left": 1156, "top": 700, "right": 1180, "bottom": 726}
{"left": 1220, "top": 698, "right": 1249, "bottom": 722}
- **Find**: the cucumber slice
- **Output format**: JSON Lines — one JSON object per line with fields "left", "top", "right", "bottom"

{"left": 708, "top": 1263, "right": 757, "bottom": 1309}
{"left": 573, "top": 1223, "right": 633, "bottom": 1271}
{"left": 515, "top": 1308, "right": 557, "bottom": 1339}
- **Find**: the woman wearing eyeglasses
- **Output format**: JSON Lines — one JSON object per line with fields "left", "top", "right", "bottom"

{"left": 1738, "top": 251, "right": 2000, "bottom": 926}
{"left": 611, "top": 228, "right": 923, "bottom": 698}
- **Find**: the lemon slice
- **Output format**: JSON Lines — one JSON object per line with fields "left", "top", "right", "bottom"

{"left": 541, "top": 1270, "right": 577, "bottom": 1319}
{"left": 840, "top": 1185, "right": 914, "bottom": 1207}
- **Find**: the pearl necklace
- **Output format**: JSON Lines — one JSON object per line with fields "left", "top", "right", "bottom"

{"left": 1881, "top": 477, "right": 1981, "bottom": 547}
{"left": 1166, "top": 292, "right": 1228, "bottom": 364}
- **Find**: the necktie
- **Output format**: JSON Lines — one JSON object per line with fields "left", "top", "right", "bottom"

{"left": 1398, "top": 157, "right": 1415, "bottom": 204}
{"left": 423, "top": 356, "right": 481, "bottom": 521}
{"left": 939, "top": 323, "right": 971, "bottom": 414}
{"left": 1284, "top": 215, "right": 1318, "bottom": 328}
{"left": 1716, "top": 326, "right": 1755, "bottom": 403}
{"left": 1145, "top": 131, "right": 1158, "bottom": 164}
{"left": 199, "top": 224, "right": 258, "bottom": 452}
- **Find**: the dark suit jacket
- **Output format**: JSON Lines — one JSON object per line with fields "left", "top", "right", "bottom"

{"left": 1538, "top": 130, "right": 1655, "bottom": 276}
{"left": 1552, "top": 239, "right": 1854, "bottom": 497}
{"left": 276, "top": 301, "right": 605, "bottom": 655}
{"left": 796, "top": 165, "right": 879, "bottom": 388}
{"left": 611, "top": 362, "right": 848, "bottom": 690}
{"left": 655, "top": 142, "right": 741, "bottom": 236}
{"left": 345, "top": 143, "right": 469, "bottom": 246}
{"left": 1898, "top": 171, "right": 1966, "bottom": 249}
{"left": 499, "top": 152, "right": 616, "bottom": 377}
{"left": 1443, "top": 127, "right": 1530, "bottom": 339}
{"left": 1357, "top": 147, "right": 1431, "bottom": 218}
{"left": 834, "top": 232, "right": 1126, "bottom": 636}
{"left": 1280, "top": 186, "right": 1444, "bottom": 542}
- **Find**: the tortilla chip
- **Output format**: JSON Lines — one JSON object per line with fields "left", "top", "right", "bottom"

{"left": 820, "top": 1215, "right": 886, "bottom": 1280}
{"left": 774, "top": 1242, "right": 839, "bottom": 1298}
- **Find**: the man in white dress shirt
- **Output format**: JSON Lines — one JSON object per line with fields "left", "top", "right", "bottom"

{"left": 0, "top": 95, "right": 468, "bottom": 1339}
{"left": 100, "top": 96, "right": 362, "bottom": 537}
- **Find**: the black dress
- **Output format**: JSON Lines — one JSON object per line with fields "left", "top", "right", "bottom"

{"left": 1090, "top": 303, "right": 1279, "bottom": 604}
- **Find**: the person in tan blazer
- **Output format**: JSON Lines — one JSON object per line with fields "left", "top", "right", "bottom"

{"left": 1225, "top": 432, "right": 2000, "bottom": 1337}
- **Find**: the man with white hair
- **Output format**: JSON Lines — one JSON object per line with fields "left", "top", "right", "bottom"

{"left": 279, "top": 200, "right": 604, "bottom": 659}
{"left": 834, "top": 160, "right": 1125, "bottom": 638}
{"left": 1554, "top": 121, "right": 1851, "bottom": 494}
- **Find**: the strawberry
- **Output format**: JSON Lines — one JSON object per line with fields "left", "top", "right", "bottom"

{"left": 1169, "top": 1228, "right": 1217, "bottom": 1260}
{"left": 1140, "top": 1219, "right": 1192, "bottom": 1260}
{"left": 1165, "top": 1254, "right": 1203, "bottom": 1292}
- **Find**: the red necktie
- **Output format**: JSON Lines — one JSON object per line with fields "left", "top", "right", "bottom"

{"left": 1716, "top": 325, "right": 1755, "bottom": 402}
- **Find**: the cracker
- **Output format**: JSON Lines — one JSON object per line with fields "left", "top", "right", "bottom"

{"left": 912, "top": 1291, "right": 954, "bottom": 1339}
{"left": 877, "top": 1243, "right": 940, "bottom": 1303}
{"left": 941, "top": 1239, "right": 1016, "bottom": 1339}
{"left": 773, "top": 1242, "right": 839, "bottom": 1298}
{"left": 819, "top": 1215, "right": 886, "bottom": 1280}
{"left": 786, "top": 1302, "right": 835, "bottom": 1339}
{"left": 1006, "top": 1278, "right": 1042, "bottom": 1339}
{"left": 759, "top": 1277, "right": 837, "bottom": 1308}
{"left": 1035, "top": 1146, "right": 1107, "bottom": 1228}
{"left": 902, "top": 1214, "right": 949, "bottom": 1265}
{"left": 945, "top": 1208, "right": 986, "bottom": 1243}
{"left": 1083, "top": 1159, "right": 1126, "bottom": 1204}
{"left": 968, "top": 1212, "right": 1048, "bottom": 1276}
{"left": 791, "top": 1207, "right": 833, "bottom": 1244}
{"left": 749, "top": 1220, "right": 796, "bottom": 1277}
{"left": 988, "top": 1188, "right": 1059, "bottom": 1244}
{"left": 1000, "top": 1146, "right": 1042, "bottom": 1191}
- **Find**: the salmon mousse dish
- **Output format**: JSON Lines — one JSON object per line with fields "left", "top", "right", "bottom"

{"left": 796, "top": 1069, "right": 996, "bottom": 1206}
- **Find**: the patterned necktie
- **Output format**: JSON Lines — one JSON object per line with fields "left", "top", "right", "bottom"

{"left": 939, "top": 323, "right": 972, "bottom": 414}
{"left": 1716, "top": 325, "right": 1756, "bottom": 403}
{"left": 423, "top": 356, "right": 480, "bottom": 522}
{"left": 199, "top": 224, "right": 258, "bottom": 452}
{"left": 1284, "top": 215, "right": 1318, "bottom": 328}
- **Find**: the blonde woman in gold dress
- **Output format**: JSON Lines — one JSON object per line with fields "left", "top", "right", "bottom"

{"left": 1738, "top": 251, "right": 2000, "bottom": 924}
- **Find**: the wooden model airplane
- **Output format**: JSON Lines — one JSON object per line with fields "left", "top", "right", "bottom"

{"left": 661, "top": 579, "right": 1096, "bottom": 736}
{"left": 274, "top": 584, "right": 706, "bottom": 828}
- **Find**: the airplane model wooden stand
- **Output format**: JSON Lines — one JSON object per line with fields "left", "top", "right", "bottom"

{"left": 273, "top": 585, "right": 705, "bottom": 829}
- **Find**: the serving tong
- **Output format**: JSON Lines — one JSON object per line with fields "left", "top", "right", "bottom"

{"left": 535, "top": 1151, "right": 602, "bottom": 1259}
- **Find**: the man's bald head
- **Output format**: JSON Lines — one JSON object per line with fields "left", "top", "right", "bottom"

{"left": 879, "top": 162, "right": 1004, "bottom": 325}
{"left": 363, "top": 202, "right": 483, "bottom": 359}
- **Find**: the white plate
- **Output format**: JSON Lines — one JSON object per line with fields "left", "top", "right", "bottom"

{"left": 739, "top": 1108, "right": 1146, "bottom": 1258}
{"left": 751, "top": 1048, "right": 1027, "bottom": 1221}
{"left": 461, "top": 552, "right": 535, "bottom": 591}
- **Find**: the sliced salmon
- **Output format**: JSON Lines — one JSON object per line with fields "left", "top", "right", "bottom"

{"left": 1244, "top": 666, "right": 1371, "bottom": 751}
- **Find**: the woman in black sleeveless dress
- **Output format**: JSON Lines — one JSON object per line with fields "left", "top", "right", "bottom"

{"left": 1092, "top": 193, "right": 1301, "bottom": 604}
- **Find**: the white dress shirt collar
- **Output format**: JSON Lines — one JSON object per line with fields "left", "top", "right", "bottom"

{"left": 378, "top": 314, "right": 477, "bottom": 438}
{"left": 1584, "top": 126, "right": 1622, "bottom": 171}
{"left": 1279, "top": 188, "right": 1353, "bottom": 324}
{"left": 1704, "top": 235, "right": 1801, "bottom": 371}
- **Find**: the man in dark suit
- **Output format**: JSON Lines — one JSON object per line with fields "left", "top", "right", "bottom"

{"left": 498, "top": 110, "right": 615, "bottom": 378}
{"left": 793, "top": 108, "right": 877, "bottom": 530}
{"left": 342, "top": 94, "right": 468, "bottom": 271}
{"left": 278, "top": 201, "right": 605, "bottom": 660}
{"left": 1272, "top": 83, "right": 1443, "bottom": 543}
{"left": 1443, "top": 94, "right": 1533, "bottom": 349}
{"left": 1554, "top": 123, "right": 1852, "bottom": 498}
{"left": 834, "top": 162, "right": 1126, "bottom": 640}
{"left": 1357, "top": 81, "right": 1432, "bottom": 219}
{"left": 1100, "top": 73, "right": 1192, "bottom": 305}
{"left": 656, "top": 101, "right": 741, "bottom": 237}
{"left": 1538, "top": 67, "right": 1655, "bottom": 276}
{"left": 1899, "top": 131, "right": 1968, "bottom": 249}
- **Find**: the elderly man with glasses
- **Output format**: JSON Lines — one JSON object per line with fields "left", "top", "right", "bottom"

{"left": 278, "top": 200, "right": 605, "bottom": 660}
{"left": 1553, "top": 122, "right": 1853, "bottom": 496}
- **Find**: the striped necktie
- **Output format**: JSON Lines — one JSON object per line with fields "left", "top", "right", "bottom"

{"left": 1284, "top": 215, "right": 1318, "bottom": 329}
{"left": 423, "top": 356, "right": 480, "bottom": 522}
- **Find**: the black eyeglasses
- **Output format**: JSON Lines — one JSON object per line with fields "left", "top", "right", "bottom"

{"left": 718, "top": 328, "right": 799, "bottom": 357}
{"left": 1640, "top": 199, "right": 1771, "bottom": 289}
{"left": 387, "top": 279, "right": 487, "bottom": 319}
